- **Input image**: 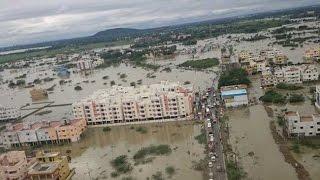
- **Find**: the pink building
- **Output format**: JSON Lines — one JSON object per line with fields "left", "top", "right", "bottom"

{"left": 0, "top": 151, "right": 34, "bottom": 180}
{"left": 1, "top": 118, "right": 87, "bottom": 149}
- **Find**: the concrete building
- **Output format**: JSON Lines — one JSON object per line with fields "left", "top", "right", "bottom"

{"left": 304, "top": 47, "right": 320, "bottom": 61}
{"left": 75, "top": 54, "right": 104, "bottom": 71}
{"left": 284, "top": 111, "right": 320, "bottom": 137}
{"left": 220, "top": 84, "right": 249, "bottom": 108}
{"left": 0, "top": 151, "right": 31, "bottom": 180}
{"left": 28, "top": 151, "right": 72, "bottom": 180}
{"left": 260, "top": 64, "right": 319, "bottom": 87}
{"left": 1, "top": 119, "right": 86, "bottom": 149}
{"left": 72, "top": 81, "right": 195, "bottom": 126}
{"left": 0, "top": 105, "right": 20, "bottom": 122}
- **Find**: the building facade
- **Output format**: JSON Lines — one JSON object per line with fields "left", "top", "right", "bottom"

{"left": 0, "top": 105, "right": 20, "bottom": 122}
{"left": 260, "top": 64, "right": 319, "bottom": 87}
{"left": 72, "top": 81, "right": 195, "bottom": 126}
{"left": 220, "top": 85, "right": 249, "bottom": 108}
{"left": 0, "top": 151, "right": 30, "bottom": 180}
{"left": 28, "top": 151, "right": 71, "bottom": 180}
{"left": 284, "top": 111, "right": 320, "bottom": 137}
{"left": 1, "top": 118, "right": 86, "bottom": 149}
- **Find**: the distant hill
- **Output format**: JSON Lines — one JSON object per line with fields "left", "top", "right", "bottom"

{"left": 0, "top": 4, "right": 319, "bottom": 52}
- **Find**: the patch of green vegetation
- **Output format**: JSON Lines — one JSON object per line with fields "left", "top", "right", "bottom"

{"left": 133, "top": 145, "right": 172, "bottom": 161}
{"left": 276, "top": 83, "right": 303, "bottom": 90}
{"left": 296, "top": 139, "right": 320, "bottom": 149}
{"left": 103, "top": 127, "right": 111, "bottom": 132}
{"left": 110, "top": 80, "right": 116, "bottom": 86}
{"left": 194, "top": 129, "right": 207, "bottom": 145}
{"left": 291, "top": 143, "right": 301, "bottom": 153}
{"left": 218, "top": 68, "right": 251, "bottom": 88}
{"left": 277, "top": 116, "right": 285, "bottom": 126}
{"left": 260, "top": 90, "right": 286, "bottom": 104}
{"left": 289, "top": 93, "right": 304, "bottom": 103}
{"left": 179, "top": 58, "right": 219, "bottom": 69}
{"left": 151, "top": 171, "right": 164, "bottom": 180}
{"left": 165, "top": 166, "right": 175, "bottom": 176}
{"left": 135, "top": 126, "right": 148, "bottom": 134}
{"left": 110, "top": 155, "right": 133, "bottom": 174}
{"left": 74, "top": 86, "right": 83, "bottom": 91}
{"left": 192, "top": 158, "right": 206, "bottom": 171}
{"left": 226, "top": 161, "right": 246, "bottom": 180}
{"left": 120, "top": 73, "right": 127, "bottom": 79}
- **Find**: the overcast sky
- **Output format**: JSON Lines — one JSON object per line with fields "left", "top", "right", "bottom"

{"left": 0, "top": 0, "right": 319, "bottom": 47}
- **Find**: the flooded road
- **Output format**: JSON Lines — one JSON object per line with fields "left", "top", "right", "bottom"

{"left": 227, "top": 105, "right": 298, "bottom": 180}
{"left": 41, "top": 121, "right": 206, "bottom": 180}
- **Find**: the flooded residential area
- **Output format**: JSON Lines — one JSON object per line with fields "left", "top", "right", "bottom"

{"left": 0, "top": 2, "right": 320, "bottom": 180}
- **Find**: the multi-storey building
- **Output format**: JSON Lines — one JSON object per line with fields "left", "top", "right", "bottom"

{"left": 28, "top": 151, "right": 72, "bottom": 180}
{"left": 0, "top": 105, "right": 20, "bottom": 122}
{"left": 284, "top": 111, "right": 320, "bottom": 137}
{"left": 304, "top": 47, "right": 320, "bottom": 61}
{"left": 1, "top": 118, "right": 86, "bottom": 149}
{"left": 72, "top": 81, "right": 195, "bottom": 126}
{"left": 260, "top": 64, "right": 319, "bottom": 87}
{"left": 0, "top": 151, "right": 32, "bottom": 180}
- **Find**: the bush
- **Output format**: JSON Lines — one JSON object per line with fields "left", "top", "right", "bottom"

{"left": 120, "top": 73, "right": 127, "bottom": 79}
{"left": 260, "top": 90, "right": 286, "bottom": 104}
{"left": 133, "top": 145, "right": 172, "bottom": 161}
{"left": 110, "top": 155, "right": 133, "bottom": 174}
{"left": 227, "top": 161, "right": 246, "bottom": 180}
{"left": 135, "top": 126, "right": 148, "bottom": 134}
{"left": 165, "top": 166, "right": 175, "bottom": 176}
{"left": 289, "top": 94, "right": 304, "bottom": 103}
{"left": 152, "top": 171, "right": 164, "bottom": 180}
{"left": 103, "top": 127, "right": 111, "bottom": 132}
{"left": 74, "top": 86, "right": 82, "bottom": 91}
{"left": 276, "top": 83, "right": 303, "bottom": 90}
{"left": 110, "top": 80, "right": 116, "bottom": 86}
{"left": 194, "top": 129, "right": 207, "bottom": 145}
{"left": 291, "top": 143, "right": 300, "bottom": 153}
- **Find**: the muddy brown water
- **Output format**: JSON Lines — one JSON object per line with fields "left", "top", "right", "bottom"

{"left": 227, "top": 105, "right": 298, "bottom": 180}
{"left": 40, "top": 121, "right": 205, "bottom": 180}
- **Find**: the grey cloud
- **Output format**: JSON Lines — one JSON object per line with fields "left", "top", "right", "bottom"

{"left": 0, "top": 0, "right": 319, "bottom": 47}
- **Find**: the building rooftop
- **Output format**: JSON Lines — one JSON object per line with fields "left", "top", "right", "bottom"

{"left": 285, "top": 111, "right": 298, "bottom": 117}
{"left": 300, "top": 116, "right": 314, "bottom": 122}
{"left": 221, "top": 89, "right": 247, "bottom": 96}
{"left": 28, "top": 162, "right": 59, "bottom": 175}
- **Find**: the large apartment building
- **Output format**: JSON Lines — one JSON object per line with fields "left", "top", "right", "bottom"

{"left": 1, "top": 118, "right": 86, "bottom": 149}
{"left": 284, "top": 111, "right": 320, "bottom": 137}
{"left": 260, "top": 64, "right": 319, "bottom": 87}
{"left": 0, "top": 105, "right": 20, "bottom": 122}
{"left": 72, "top": 81, "right": 195, "bottom": 126}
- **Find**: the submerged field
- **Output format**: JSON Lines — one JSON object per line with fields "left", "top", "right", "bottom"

{"left": 40, "top": 121, "right": 206, "bottom": 180}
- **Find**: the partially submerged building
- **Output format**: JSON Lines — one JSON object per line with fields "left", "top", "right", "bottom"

{"left": 30, "top": 88, "right": 48, "bottom": 101}
{"left": 1, "top": 118, "right": 86, "bottom": 149}
{"left": 0, "top": 105, "right": 20, "bottom": 122}
{"left": 220, "top": 84, "right": 249, "bottom": 108}
{"left": 284, "top": 111, "right": 320, "bottom": 137}
{"left": 72, "top": 81, "right": 195, "bottom": 126}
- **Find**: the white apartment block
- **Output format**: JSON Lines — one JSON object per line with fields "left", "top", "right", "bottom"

{"left": 75, "top": 54, "right": 103, "bottom": 71}
{"left": 0, "top": 105, "right": 20, "bottom": 122}
{"left": 72, "top": 81, "right": 195, "bottom": 126}
{"left": 285, "top": 111, "right": 320, "bottom": 137}
{"left": 260, "top": 64, "right": 319, "bottom": 87}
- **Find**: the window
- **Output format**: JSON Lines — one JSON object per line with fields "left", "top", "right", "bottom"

{"left": 310, "top": 126, "right": 314, "bottom": 128}
{"left": 300, "top": 127, "right": 303, "bottom": 129}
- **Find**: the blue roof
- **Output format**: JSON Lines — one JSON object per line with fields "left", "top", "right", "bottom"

{"left": 221, "top": 89, "right": 247, "bottom": 96}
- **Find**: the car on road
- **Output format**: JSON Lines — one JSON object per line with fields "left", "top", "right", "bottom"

{"left": 207, "top": 122, "right": 212, "bottom": 128}
{"left": 209, "top": 135, "right": 214, "bottom": 142}
{"left": 211, "top": 156, "right": 216, "bottom": 162}
{"left": 208, "top": 161, "right": 213, "bottom": 168}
